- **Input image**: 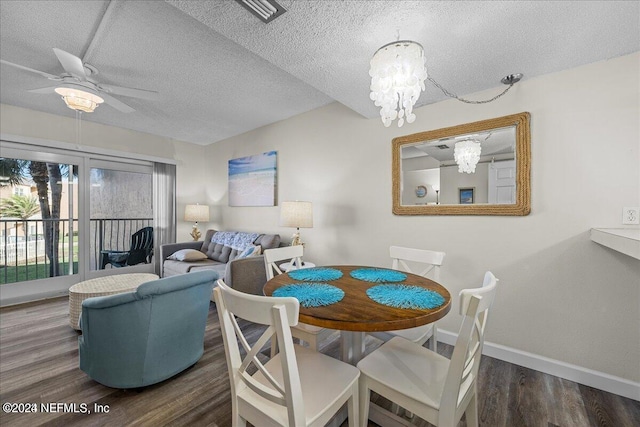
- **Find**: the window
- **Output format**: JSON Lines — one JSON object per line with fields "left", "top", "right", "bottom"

{"left": 0, "top": 140, "right": 175, "bottom": 306}
{"left": 0, "top": 153, "right": 79, "bottom": 287}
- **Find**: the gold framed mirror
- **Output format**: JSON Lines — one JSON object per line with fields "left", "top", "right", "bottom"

{"left": 392, "top": 112, "right": 530, "bottom": 215}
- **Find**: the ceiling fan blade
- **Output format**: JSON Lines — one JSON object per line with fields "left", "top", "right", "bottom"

{"left": 100, "top": 93, "right": 135, "bottom": 113}
{"left": 0, "top": 59, "right": 60, "bottom": 80}
{"left": 52, "top": 48, "right": 87, "bottom": 81}
{"left": 100, "top": 84, "right": 159, "bottom": 100}
{"left": 27, "top": 86, "right": 58, "bottom": 94}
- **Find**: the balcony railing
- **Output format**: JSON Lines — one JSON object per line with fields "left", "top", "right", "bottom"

{"left": 0, "top": 218, "right": 153, "bottom": 284}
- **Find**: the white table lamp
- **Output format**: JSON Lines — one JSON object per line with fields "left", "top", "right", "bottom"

{"left": 280, "top": 201, "right": 313, "bottom": 246}
{"left": 185, "top": 204, "right": 210, "bottom": 241}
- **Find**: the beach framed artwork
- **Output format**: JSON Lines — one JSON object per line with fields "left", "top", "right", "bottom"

{"left": 459, "top": 187, "right": 475, "bottom": 204}
{"left": 228, "top": 151, "right": 277, "bottom": 206}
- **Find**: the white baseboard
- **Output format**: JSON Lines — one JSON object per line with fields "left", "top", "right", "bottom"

{"left": 437, "top": 329, "right": 640, "bottom": 402}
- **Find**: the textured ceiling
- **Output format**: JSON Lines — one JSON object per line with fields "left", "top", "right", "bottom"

{"left": 0, "top": 1, "right": 638, "bottom": 145}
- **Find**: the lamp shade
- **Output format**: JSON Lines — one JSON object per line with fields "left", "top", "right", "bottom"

{"left": 280, "top": 201, "right": 313, "bottom": 228}
{"left": 184, "top": 204, "right": 210, "bottom": 222}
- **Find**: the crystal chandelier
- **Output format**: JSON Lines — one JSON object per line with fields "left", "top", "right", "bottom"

{"left": 454, "top": 139, "right": 482, "bottom": 174}
{"left": 54, "top": 87, "right": 104, "bottom": 113}
{"left": 369, "top": 40, "right": 427, "bottom": 128}
{"left": 369, "top": 36, "right": 523, "bottom": 128}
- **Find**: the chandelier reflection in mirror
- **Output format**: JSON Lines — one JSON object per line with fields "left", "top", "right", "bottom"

{"left": 369, "top": 38, "right": 523, "bottom": 128}
{"left": 454, "top": 139, "right": 482, "bottom": 174}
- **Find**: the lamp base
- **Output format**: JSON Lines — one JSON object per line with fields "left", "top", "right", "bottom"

{"left": 190, "top": 225, "right": 202, "bottom": 241}
{"left": 291, "top": 231, "right": 304, "bottom": 246}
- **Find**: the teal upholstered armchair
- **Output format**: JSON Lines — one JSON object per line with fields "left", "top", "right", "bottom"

{"left": 78, "top": 271, "right": 217, "bottom": 388}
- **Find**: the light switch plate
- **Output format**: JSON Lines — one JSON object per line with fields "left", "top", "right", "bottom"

{"left": 622, "top": 207, "right": 640, "bottom": 225}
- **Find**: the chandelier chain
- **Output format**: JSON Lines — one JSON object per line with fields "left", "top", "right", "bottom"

{"left": 428, "top": 77, "right": 515, "bottom": 104}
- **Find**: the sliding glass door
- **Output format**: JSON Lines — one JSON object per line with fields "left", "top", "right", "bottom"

{"left": 0, "top": 140, "right": 172, "bottom": 306}
{"left": 0, "top": 147, "right": 81, "bottom": 301}
{"left": 89, "top": 160, "right": 153, "bottom": 272}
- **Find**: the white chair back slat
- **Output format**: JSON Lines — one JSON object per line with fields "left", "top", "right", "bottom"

{"left": 373, "top": 245, "right": 447, "bottom": 352}
{"left": 239, "top": 328, "right": 282, "bottom": 387}
{"left": 224, "top": 290, "right": 288, "bottom": 405}
{"left": 440, "top": 272, "right": 497, "bottom": 424}
{"left": 390, "top": 245, "right": 445, "bottom": 280}
{"left": 271, "top": 301, "right": 305, "bottom": 423}
{"left": 418, "top": 264, "right": 436, "bottom": 278}
{"left": 218, "top": 279, "right": 299, "bottom": 326}
{"left": 459, "top": 272, "right": 497, "bottom": 316}
{"left": 214, "top": 280, "right": 306, "bottom": 424}
{"left": 358, "top": 271, "right": 498, "bottom": 427}
{"left": 241, "top": 371, "right": 287, "bottom": 406}
{"left": 264, "top": 246, "right": 304, "bottom": 280}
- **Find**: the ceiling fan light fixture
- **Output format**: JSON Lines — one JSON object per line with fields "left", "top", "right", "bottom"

{"left": 369, "top": 40, "right": 427, "bottom": 128}
{"left": 454, "top": 139, "right": 482, "bottom": 174}
{"left": 55, "top": 87, "right": 104, "bottom": 113}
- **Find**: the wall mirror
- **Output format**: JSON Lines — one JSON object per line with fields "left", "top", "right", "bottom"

{"left": 392, "top": 112, "right": 530, "bottom": 215}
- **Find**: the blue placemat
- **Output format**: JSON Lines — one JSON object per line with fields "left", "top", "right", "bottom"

{"left": 288, "top": 267, "right": 343, "bottom": 282}
{"left": 350, "top": 268, "right": 407, "bottom": 283}
{"left": 273, "top": 283, "right": 345, "bottom": 308}
{"left": 366, "top": 284, "right": 445, "bottom": 309}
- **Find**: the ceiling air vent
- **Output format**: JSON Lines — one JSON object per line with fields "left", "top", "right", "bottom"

{"left": 235, "top": 0, "right": 286, "bottom": 23}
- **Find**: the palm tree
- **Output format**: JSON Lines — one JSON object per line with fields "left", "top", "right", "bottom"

{"left": 0, "top": 194, "right": 40, "bottom": 218}
{"left": 29, "top": 161, "right": 64, "bottom": 276}
{"left": 0, "top": 158, "right": 27, "bottom": 187}
{"left": 1, "top": 158, "right": 67, "bottom": 277}
{"left": 0, "top": 194, "right": 40, "bottom": 241}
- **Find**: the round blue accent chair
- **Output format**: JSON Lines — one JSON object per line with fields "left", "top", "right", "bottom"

{"left": 78, "top": 270, "right": 217, "bottom": 388}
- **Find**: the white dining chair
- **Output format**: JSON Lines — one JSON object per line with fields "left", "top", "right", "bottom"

{"left": 357, "top": 271, "right": 498, "bottom": 427}
{"left": 367, "top": 246, "right": 446, "bottom": 351}
{"left": 264, "top": 246, "right": 335, "bottom": 357}
{"left": 214, "top": 279, "right": 360, "bottom": 427}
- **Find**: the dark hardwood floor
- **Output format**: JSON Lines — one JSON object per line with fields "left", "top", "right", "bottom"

{"left": 0, "top": 297, "right": 638, "bottom": 427}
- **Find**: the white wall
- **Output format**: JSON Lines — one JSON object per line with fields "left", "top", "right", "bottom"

{"left": 0, "top": 104, "right": 209, "bottom": 243}
{"left": 402, "top": 168, "right": 439, "bottom": 205}
{"left": 204, "top": 52, "right": 640, "bottom": 384}
{"left": 440, "top": 162, "right": 489, "bottom": 204}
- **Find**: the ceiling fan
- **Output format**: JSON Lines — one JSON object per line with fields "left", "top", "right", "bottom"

{"left": 0, "top": 47, "right": 159, "bottom": 113}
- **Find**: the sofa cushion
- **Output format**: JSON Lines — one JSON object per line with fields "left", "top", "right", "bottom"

{"left": 237, "top": 245, "right": 262, "bottom": 259}
{"left": 204, "top": 231, "right": 274, "bottom": 262}
{"left": 167, "top": 249, "right": 208, "bottom": 262}
{"left": 163, "top": 259, "right": 221, "bottom": 276}
{"left": 228, "top": 247, "right": 241, "bottom": 262}
{"left": 255, "top": 234, "right": 280, "bottom": 250}
{"left": 209, "top": 243, "right": 232, "bottom": 263}
{"left": 188, "top": 263, "right": 227, "bottom": 279}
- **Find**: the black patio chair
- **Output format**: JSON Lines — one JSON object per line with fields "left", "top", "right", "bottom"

{"left": 100, "top": 226, "right": 154, "bottom": 269}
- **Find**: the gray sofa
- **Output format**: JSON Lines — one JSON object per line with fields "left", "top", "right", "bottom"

{"left": 159, "top": 229, "right": 281, "bottom": 296}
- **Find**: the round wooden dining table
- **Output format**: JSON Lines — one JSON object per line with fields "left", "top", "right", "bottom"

{"left": 263, "top": 265, "right": 451, "bottom": 364}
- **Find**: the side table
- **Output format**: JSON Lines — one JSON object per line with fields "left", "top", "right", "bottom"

{"left": 279, "top": 261, "right": 316, "bottom": 272}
